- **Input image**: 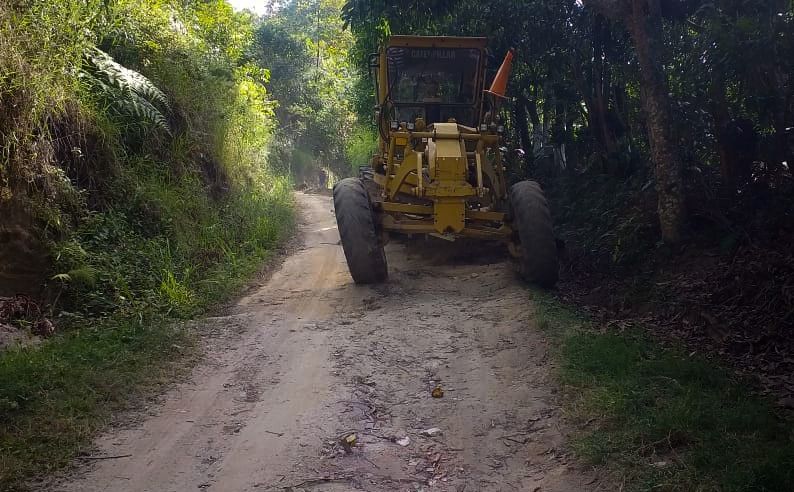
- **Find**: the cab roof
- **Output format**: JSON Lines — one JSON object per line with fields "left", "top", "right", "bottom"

{"left": 387, "top": 36, "right": 488, "bottom": 50}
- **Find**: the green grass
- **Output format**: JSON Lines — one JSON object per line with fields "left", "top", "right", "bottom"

{"left": 532, "top": 292, "right": 794, "bottom": 492}
{"left": 345, "top": 125, "right": 378, "bottom": 172}
{"left": 52, "top": 165, "right": 295, "bottom": 319}
{"left": 0, "top": 188, "right": 293, "bottom": 491}
{"left": 0, "top": 318, "right": 194, "bottom": 491}
{"left": 0, "top": 183, "right": 293, "bottom": 491}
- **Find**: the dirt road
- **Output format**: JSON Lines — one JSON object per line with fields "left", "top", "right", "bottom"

{"left": 50, "top": 193, "right": 599, "bottom": 492}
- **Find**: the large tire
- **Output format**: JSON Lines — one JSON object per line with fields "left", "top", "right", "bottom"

{"left": 509, "top": 181, "right": 559, "bottom": 288}
{"left": 333, "top": 177, "right": 388, "bottom": 284}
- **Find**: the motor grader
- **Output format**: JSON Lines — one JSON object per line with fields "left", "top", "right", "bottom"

{"left": 333, "top": 36, "right": 558, "bottom": 287}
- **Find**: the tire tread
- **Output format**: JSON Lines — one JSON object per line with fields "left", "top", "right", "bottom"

{"left": 510, "top": 180, "right": 559, "bottom": 287}
{"left": 333, "top": 178, "right": 388, "bottom": 284}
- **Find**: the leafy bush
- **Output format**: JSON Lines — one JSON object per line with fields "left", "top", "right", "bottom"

{"left": 346, "top": 125, "right": 378, "bottom": 171}
{"left": 0, "top": 0, "right": 293, "bottom": 319}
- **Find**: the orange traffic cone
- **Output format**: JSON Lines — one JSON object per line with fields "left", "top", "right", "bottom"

{"left": 485, "top": 49, "right": 515, "bottom": 98}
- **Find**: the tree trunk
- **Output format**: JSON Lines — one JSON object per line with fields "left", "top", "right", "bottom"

{"left": 626, "top": 0, "right": 686, "bottom": 244}
{"left": 592, "top": 16, "right": 619, "bottom": 157}
{"left": 584, "top": 0, "right": 687, "bottom": 244}
{"left": 514, "top": 93, "right": 534, "bottom": 174}
{"left": 770, "top": 66, "right": 792, "bottom": 170}
{"left": 710, "top": 73, "right": 737, "bottom": 190}
{"left": 526, "top": 93, "right": 541, "bottom": 128}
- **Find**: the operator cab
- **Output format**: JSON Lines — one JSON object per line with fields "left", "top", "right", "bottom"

{"left": 376, "top": 36, "right": 488, "bottom": 129}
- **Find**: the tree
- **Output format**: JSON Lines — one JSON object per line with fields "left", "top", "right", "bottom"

{"left": 341, "top": 0, "right": 793, "bottom": 247}
{"left": 254, "top": 0, "right": 361, "bottom": 180}
{"left": 583, "top": 0, "right": 686, "bottom": 244}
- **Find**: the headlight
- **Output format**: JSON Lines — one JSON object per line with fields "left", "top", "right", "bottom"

{"left": 497, "top": 125, "right": 505, "bottom": 134}
{"left": 480, "top": 124, "right": 488, "bottom": 133}
{"left": 407, "top": 122, "right": 415, "bottom": 131}
{"left": 390, "top": 121, "right": 398, "bottom": 131}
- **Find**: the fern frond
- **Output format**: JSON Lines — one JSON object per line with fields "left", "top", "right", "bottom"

{"left": 82, "top": 47, "right": 172, "bottom": 134}
{"left": 86, "top": 48, "right": 170, "bottom": 110}
{"left": 115, "top": 94, "right": 171, "bottom": 133}
{"left": 66, "top": 266, "right": 97, "bottom": 286}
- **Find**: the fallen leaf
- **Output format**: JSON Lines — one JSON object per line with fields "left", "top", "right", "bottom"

{"left": 340, "top": 433, "right": 357, "bottom": 453}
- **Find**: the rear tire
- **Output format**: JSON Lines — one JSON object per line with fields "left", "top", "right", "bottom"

{"left": 333, "top": 177, "right": 388, "bottom": 284}
{"left": 509, "top": 181, "right": 559, "bottom": 288}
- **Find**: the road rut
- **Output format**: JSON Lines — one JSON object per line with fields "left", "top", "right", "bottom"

{"left": 49, "top": 192, "right": 600, "bottom": 492}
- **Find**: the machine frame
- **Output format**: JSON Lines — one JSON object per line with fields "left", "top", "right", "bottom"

{"left": 333, "top": 35, "right": 558, "bottom": 287}
{"left": 368, "top": 36, "right": 511, "bottom": 241}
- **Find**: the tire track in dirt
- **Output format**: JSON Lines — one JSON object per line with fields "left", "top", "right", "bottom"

{"left": 46, "top": 193, "right": 602, "bottom": 492}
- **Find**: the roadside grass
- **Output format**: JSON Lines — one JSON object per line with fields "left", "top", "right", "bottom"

{"left": 0, "top": 318, "right": 195, "bottom": 490}
{"left": 531, "top": 292, "right": 794, "bottom": 492}
{"left": 0, "top": 194, "right": 293, "bottom": 490}
{"left": 0, "top": 184, "right": 294, "bottom": 491}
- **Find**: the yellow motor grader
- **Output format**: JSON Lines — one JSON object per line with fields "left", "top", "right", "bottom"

{"left": 333, "top": 36, "right": 558, "bottom": 287}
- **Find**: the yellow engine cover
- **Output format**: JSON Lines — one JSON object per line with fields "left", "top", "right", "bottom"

{"left": 427, "top": 123, "right": 471, "bottom": 233}
{"left": 429, "top": 123, "right": 466, "bottom": 182}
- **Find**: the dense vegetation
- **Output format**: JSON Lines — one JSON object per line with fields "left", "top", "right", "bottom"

{"left": 252, "top": 0, "right": 376, "bottom": 184}
{"left": 0, "top": 0, "right": 292, "bottom": 318}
